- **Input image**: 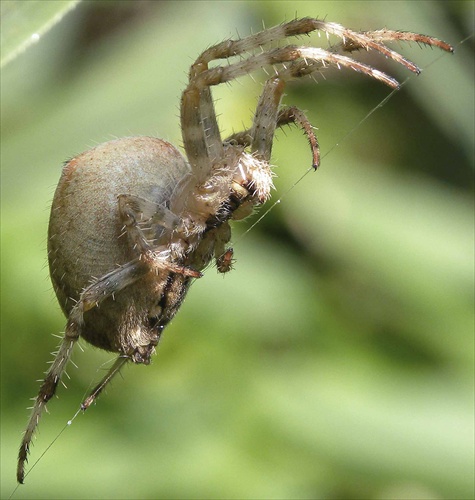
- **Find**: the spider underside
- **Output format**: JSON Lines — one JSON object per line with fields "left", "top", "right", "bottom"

{"left": 17, "top": 17, "right": 453, "bottom": 483}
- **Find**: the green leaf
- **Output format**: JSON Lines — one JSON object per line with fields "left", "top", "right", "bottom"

{"left": 0, "top": 0, "right": 80, "bottom": 68}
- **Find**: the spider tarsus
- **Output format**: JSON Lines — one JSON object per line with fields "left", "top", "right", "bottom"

{"left": 81, "top": 397, "right": 94, "bottom": 411}
{"left": 17, "top": 446, "right": 28, "bottom": 484}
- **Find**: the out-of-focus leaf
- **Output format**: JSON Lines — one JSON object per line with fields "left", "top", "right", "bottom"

{"left": 0, "top": 0, "right": 80, "bottom": 68}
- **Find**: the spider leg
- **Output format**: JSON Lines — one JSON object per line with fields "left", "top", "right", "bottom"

{"left": 347, "top": 29, "right": 454, "bottom": 53}
{"left": 118, "top": 194, "right": 202, "bottom": 279}
{"left": 17, "top": 195, "right": 201, "bottom": 483}
{"left": 182, "top": 18, "right": 452, "bottom": 180}
{"left": 249, "top": 77, "right": 286, "bottom": 161}
{"left": 276, "top": 106, "right": 320, "bottom": 169}
{"left": 81, "top": 261, "right": 150, "bottom": 311}
{"left": 190, "top": 46, "right": 403, "bottom": 90}
{"left": 17, "top": 259, "right": 149, "bottom": 483}
{"left": 17, "top": 308, "right": 82, "bottom": 483}
{"left": 183, "top": 45, "right": 415, "bottom": 180}
{"left": 180, "top": 83, "right": 225, "bottom": 181}
{"left": 226, "top": 105, "right": 318, "bottom": 162}
{"left": 247, "top": 77, "right": 320, "bottom": 168}
{"left": 199, "top": 87, "right": 224, "bottom": 162}
{"left": 225, "top": 84, "right": 320, "bottom": 169}
{"left": 18, "top": 263, "right": 159, "bottom": 482}
{"left": 80, "top": 355, "right": 129, "bottom": 410}
{"left": 191, "top": 18, "right": 453, "bottom": 70}
{"left": 118, "top": 194, "right": 182, "bottom": 232}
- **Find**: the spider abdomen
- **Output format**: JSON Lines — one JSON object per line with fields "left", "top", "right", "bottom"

{"left": 48, "top": 136, "right": 191, "bottom": 352}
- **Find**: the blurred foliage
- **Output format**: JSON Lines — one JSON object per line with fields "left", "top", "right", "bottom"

{"left": 0, "top": 0, "right": 80, "bottom": 67}
{"left": 1, "top": 1, "right": 473, "bottom": 499}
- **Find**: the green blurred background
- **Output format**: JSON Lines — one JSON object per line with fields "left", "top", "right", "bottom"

{"left": 1, "top": 1, "right": 473, "bottom": 498}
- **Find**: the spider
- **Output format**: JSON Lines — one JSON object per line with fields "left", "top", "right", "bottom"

{"left": 17, "top": 17, "right": 453, "bottom": 483}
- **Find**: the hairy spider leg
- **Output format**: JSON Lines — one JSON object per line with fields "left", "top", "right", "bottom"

{"left": 80, "top": 355, "right": 129, "bottom": 410}
{"left": 17, "top": 311, "right": 80, "bottom": 483}
{"left": 199, "top": 87, "right": 224, "bottom": 163}
{"left": 18, "top": 225, "right": 201, "bottom": 485}
{"left": 213, "top": 223, "right": 232, "bottom": 273}
{"left": 80, "top": 195, "right": 205, "bottom": 414}
{"left": 118, "top": 193, "right": 202, "bottom": 278}
{"left": 181, "top": 64, "right": 224, "bottom": 182}
{"left": 180, "top": 17, "right": 453, "bottom": 183}
{"left": 245, "top": 77, "right": 321, "bottom": 169}
{"left": 276, "top": 107, "right": 320, "bottom": 169}
{"left": 180, "top": 18, "right": 331, "bottom": 180}
{"left": 347, "top": 28, "right": 454, "bottom": 53}
{"left": 16, "top": 261, "right": 150, "bottom": 484}
{"left": 226, "top": 105, "right": 320, "bottom": 169}
{"left": 250, "top": 77, "right": 286, "bottom": 161}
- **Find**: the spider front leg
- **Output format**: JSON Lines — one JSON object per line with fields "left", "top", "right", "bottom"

{"left": 226, "top": 104, "right": 320, "bottom": 170}
{"left": 182, "top": 18, "right": 454, "bottom": 173}
{"left": 276, "top": 107, "right": 320, "bottom": 169}
{"left": 181, "top": 81, "right": 224, "bottom": 181}
{"left": 228, "top": 77, "right": 320, "bottom": 170}
{"left": 249, "top": 77, "right": 287, "bottom": 162}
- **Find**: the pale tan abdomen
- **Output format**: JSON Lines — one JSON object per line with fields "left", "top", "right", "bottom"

{"left": 48, "top": 136, "right": 190, "bottom": 317}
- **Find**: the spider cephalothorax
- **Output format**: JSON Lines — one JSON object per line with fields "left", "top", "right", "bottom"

{"left": 17, "top": 17, "right": 453, "bottom": 483}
